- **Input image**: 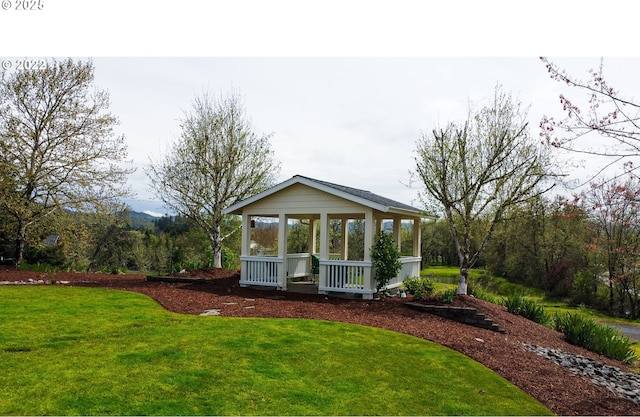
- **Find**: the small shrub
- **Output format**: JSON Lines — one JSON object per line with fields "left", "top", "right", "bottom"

{"left": 403, "top": 276, "right": 435, "bottom": 300}
{"left": 502, "top": 293, "right": 550, "bottom": 325}
{"left": 553, "top": 312, "right": 637, "bottom": 364}
{"left": 467, "top": 280, "right": 499, "bottom": 304}
{"left": 502, "top": 293, "right": 525, "bottom": 314}
{"left": 439, "top": 288, "right": 456, "bottom": 304}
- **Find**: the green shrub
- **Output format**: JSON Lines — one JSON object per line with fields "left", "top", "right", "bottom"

{"left": 467, "top": 280, "right": 499, "bottom": 304}
{"left": 404, "top": 276, "right": 435, "bottom": 300}
{"left": 439, "top": 288, "right": 457, "bottom": 304}
{"left": 371, "top": 231, "right": 402, "bottom": 296}
{"left": 553, "top": 312, "right": 637, "bottom": 364}
{"left": 502, "top": 293, "right": 550, "bottom": 326}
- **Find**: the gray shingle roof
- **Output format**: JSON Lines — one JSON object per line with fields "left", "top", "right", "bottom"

{"left": 295, "top": 175, "right": 423, "bottom": 213}
{"left": 223, "top": 174, "right": 431, "bottom": 217}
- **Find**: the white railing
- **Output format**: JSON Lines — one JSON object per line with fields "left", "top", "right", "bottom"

{"left": 319, "top": 260, "right": 373, "bottom": 295}
{"left": 239, "top": 255, "right": 419, "bottom": 299}
{"left": 386, "top": 256, "right": 422, "bottom": 289}
{"left": 286, "top": 253, "right": 311, "bottom": 278}
{"left": 240, "top": 256, "right": 283, "bottom": 287}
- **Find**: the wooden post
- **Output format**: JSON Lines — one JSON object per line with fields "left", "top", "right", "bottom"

{"left": 341, "top": 217, "right": 349, "bottom": 260}
{"left": 278, "top": 212, "right": 287, "bottom": 290}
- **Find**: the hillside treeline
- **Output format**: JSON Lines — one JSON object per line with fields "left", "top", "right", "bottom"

{"left": 2, "top": 191, "right": 639, "bottom": 319}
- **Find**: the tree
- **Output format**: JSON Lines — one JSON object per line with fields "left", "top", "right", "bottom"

{"left": 147, "top": 91, "right": 280, "bottom": 268}
{"left": 415, "top": 85, "right": 556, "bottom": 294}
{"left": 540, "top": 57, "right": 640, "bottom": 181}
{"left": 578, "top": 175, "right": 640, "bottom": 318}
{"left": 370, "top": 230, "right": 402, "bottom": 297}
{"left": 483, "top": 196, "right": 590, "bottom": 296}
{"left": 0, "top": 58, "right": 132, "bottom": 266}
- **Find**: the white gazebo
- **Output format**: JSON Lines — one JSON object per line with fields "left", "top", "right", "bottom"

{"left": 223, "top": 175, "right": 432, "bottom": 299}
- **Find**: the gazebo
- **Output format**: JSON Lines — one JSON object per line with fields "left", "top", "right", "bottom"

{"left": 223, "top": 175, "right": 432, "bottom": 299}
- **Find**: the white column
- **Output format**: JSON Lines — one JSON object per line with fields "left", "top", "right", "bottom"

{"left": 318, "top": 212, "right": 330, "bottom": 294}
{"left": 413, "top": 217, "right": 421, "bottom": 257}
{"left": 241, "top": 213, "right": 251, "bottom": 256}
{"left": 363, "top": 209, "right": 375, "bottom": 299}
{"left": 364, "top": 210, "right": 374, "bottom": 262}
{"left": 393, "top": 216, "right": 402, "bottom": 253}
{"left": 309, "top": 216, "right": 318, "bottom": 254}
{"left": 319, "top": 212, "right": 330, "bottom": 260}
{"left": 278, "top": 212, "right": 287, "bottom": 290}
{"left": 341, "top": 217, "right": 349, "bottom": 260}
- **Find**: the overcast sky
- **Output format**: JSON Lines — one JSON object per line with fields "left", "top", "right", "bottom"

{"left": 2, "top": 1, "right": 638, "bottom": 216}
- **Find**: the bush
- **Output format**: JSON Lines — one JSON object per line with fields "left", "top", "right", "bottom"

{"left": 467, "top": 280, "right": 499, "bottom": 304}
{"left": 553, "top": 312, "right": 637, "bottom": 364}
{"left": 502, "top": 293, "right": 550, "bottom": 326}
{"left": 404, "top": 276, "right": 435, "bottom": 300}
{"left": 438, "top": 288, "right": 457, "bottom": 304}
{"left": 371, "top": 231, "right": 402, "bottom": 296}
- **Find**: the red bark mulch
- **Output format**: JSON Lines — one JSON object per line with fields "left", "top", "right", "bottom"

{"left": 2, "top": 268, "right": 639, "bottom": 416}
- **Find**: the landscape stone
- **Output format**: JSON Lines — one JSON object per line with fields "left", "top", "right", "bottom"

{"left": 523, "top": 343, "right": 640, "bottom": 405}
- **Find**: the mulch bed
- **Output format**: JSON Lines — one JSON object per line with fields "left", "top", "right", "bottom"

{"left": 2, "top": 267, "right": 639, "bottom": 416}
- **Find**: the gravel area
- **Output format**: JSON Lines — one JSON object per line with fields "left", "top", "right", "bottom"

{"left": 2, "top": 267, "right": 640, "bottom": 416}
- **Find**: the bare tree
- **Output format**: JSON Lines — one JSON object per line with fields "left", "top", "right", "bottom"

{"left": 147, "top": 91, "right": 280, "bottom": 268}
{"left": 0, "top": 58, "right": 133, "bottom": 266}
{"left": 415, "top": 85, "right": 556, "bottom": 294}
{"left": 540, "top": 57, "right": 640, "bottom": 181}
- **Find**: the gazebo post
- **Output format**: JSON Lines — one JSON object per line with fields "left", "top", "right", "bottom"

{"left": 393, "top": 215, "right": 402, "bottom": 253}
{"left": 363, "top": 209, "right": 375, "bottom": 299}
{"left": 340, "top": 216, "right": 349, "bottom": 260}
{"left": 318, "top": 212, "right": 330, "bottom": 294}
{"left": 241, "top": 213, "right": 251, "bottom": 257}
{"left": 278, "top": 212, "right": 287, "bottom": 290}
{"left": 413, "top": 217, "right": 421, "bottom": 257}
{"left": 308, "top": 216, "right": 318, "bottom": 255}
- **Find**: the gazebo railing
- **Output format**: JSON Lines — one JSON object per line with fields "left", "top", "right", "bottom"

{"left": 386, "top": 256, "right": 422, "bottom": 289}
{"left": 319, "top": 259, "right": 374, "bottom": 296}
{"left": 240, "top": 255, "right": 421, "bottom": 298}
{"left": 240, "top": 256, "right": 283, "bottom": 287}
{"left": 286, "top": 253, "right": 311, "bottom": 279}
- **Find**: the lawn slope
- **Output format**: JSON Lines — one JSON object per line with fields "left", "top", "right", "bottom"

{"left": 0, "top": 286, "right": 552, "bottom": 416}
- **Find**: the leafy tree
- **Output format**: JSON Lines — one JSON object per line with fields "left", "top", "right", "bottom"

{"left": 483, "top": 196, "right": 590, "bottom": 297}
{"left": 347, "top": 219, "right": 365, "bottom": 261}
{"left": 0, "top": 58, "right": 132, "bottom": 267}
{"left": 147, "top": 91, "right": 280, "bottom": 268}
{"left": 414, "top": 85, "right": 556, "bottom": 294}
{"left": 287, "top": 220, "right": 309, "bottom": 254}
{"left": 420, "top": 219, "right": 457, "bottom": 266}
{"left": 540, "top": 57, "right": 640, "bottom": 181}
{"left": 371, "top": 230, "right": 402, "bottom": 296}
{"left": 578, "top": 175, "right": 640, "bottom": 318}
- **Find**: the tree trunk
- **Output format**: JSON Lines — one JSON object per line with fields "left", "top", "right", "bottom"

{"left": 13, "top": 220, "right": 26, "bottom": 269}
{"left": 210, "top": 222, "right": 223, "bottom": 269}
{"left": 457, "top": 266, "right": 469, "bottom": 295}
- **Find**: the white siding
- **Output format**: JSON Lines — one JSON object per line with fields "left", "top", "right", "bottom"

{"left": 244, "top": 183, "right": 365, "bottom": 215}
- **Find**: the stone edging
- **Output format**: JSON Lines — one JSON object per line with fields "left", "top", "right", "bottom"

{"left": 522, "top": 343, "right": 640, "bottom": 405}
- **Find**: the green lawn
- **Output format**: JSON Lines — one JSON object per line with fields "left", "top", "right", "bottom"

{"left": 0, "top": 286, "right": 552, "bottom": 416}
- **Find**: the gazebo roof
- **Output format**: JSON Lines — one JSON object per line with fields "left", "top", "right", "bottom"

{"left": 223, "top": 175, "right": 430, "bottom": 218}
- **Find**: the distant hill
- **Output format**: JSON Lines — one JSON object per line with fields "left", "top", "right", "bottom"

{"left": 129, "top": 211, "right": 158, "bottom": 229}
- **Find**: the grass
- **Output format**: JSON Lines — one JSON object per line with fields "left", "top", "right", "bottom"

{"left": 0, "top": 286, "right": 552, "bottom": 416}
{"left": 422, "top": 266, "right": 640, "bottom": 366}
